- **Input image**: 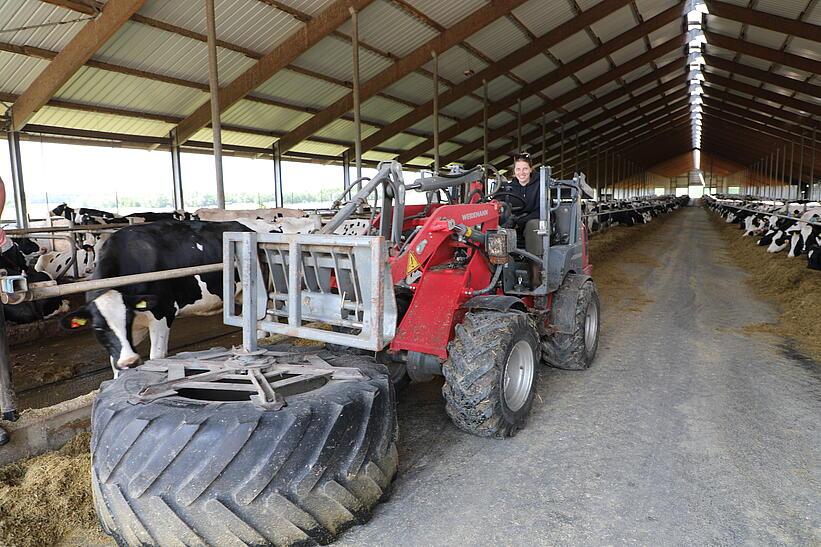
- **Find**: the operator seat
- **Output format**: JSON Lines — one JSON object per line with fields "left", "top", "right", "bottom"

{"left": 523, "top": 204, "right": 572, "bottom": 255}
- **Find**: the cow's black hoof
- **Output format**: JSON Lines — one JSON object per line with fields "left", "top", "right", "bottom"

{"left": 0, "top": 427, "right": 9, "bottom": 446}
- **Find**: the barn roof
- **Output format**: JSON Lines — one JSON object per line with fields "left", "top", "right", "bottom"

{"left": 0, "top": 0, "right": 818, "bottom": 178}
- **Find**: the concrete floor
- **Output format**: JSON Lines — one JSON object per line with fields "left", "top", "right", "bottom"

{"left": 341, "top": 206, "right": 820, "bottom": 546}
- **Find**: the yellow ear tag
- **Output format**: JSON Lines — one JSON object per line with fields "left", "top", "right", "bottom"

{"left": 135, "top": 300, "right": 148, "bottom": 310}
{"left": 70, "top": 317, "right": 87, "bottom": 328}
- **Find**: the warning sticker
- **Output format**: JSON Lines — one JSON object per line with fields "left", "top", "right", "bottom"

{"left": 406, "top": 252, "right": 421, "bottom": 274}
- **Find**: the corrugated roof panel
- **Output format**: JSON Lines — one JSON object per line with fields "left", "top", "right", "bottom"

{"left": 439, "top": 142, "right": 461, "bottom": 156}
{"left": 382, "top": 133, "right": 425, "bottom": 151}
{"left": 787, "top": 38, "right": 821, "bottom": 62}
{"left": 760, "top": 83, "right": 794, "bottom": 99}
{"left": 465, "top": 17, "right": 529, "bottom": 61}
{"left": 281, "top": 0, "right": 336, "bottom": 18}
{"left": 754, "top": 0, "right": 805, "bottom": 19}
{"left": 256, "top": 69, "right": 349, "bottom": 110}
{"left": 737, "top": 54, "right": 773, "bottom": 71}
{"left": 621, "top": 64, "right": 655, "bottom": 83}
{"left": 404, "top": 0, "right": 488, "bottom": 28}
{"left": 422, "top": 46, "right": 488, "bottom": 85}
{"left": 512, "top": 0, "right": 576, "bottom": 37}
{"left": 549, "top": 31, "right": 596, "bottom": 64}
{"left": 772, "top": 65, "right": 811, "bottom": 82}
{"left": 362, "top": 150, "right": 398, "bottom": 162}
{"left": 289, "top": 139, "right": 345, "bottom": 157}
{"left": 520, "top": 94, "right": 542, "bottom": 113}
{"left": 593, "top": 79, "right": 621, "bottom": 97}
{"left": 138, "top": 0, "right": 300, "bottom": 54}
{"left": 703, "top": 66, "right": 730, "bottom": 79}
{"left": 635, "top": 0, "right": 679, "bottom": 20}
{"left": 563, "top": 96, "right": 590, "bottom": 112}
{"left": 659, "top": 70, "right": 681, "bottom": 84}
{"left": 313, "top": 118, "right": 378, "bottom": 142}
{"left": 0, "top": 51, "right": 48, "bottom": 95}
{"left": 488, "top": 111, "right": 515, "bottom": 129}
{"left": 222, "top": 100, "right": 310, "bottom": 133}
{"left": 654, "top": 48, "right": 682, "bottom": 67}
{"left": 703, "top": 43, "right": 734, "bottom": 61}
{"left": 706, "top": 16, "right": 742, "bottom": 37}
{"left": 440, "top": 95, "right": 482, "bottom": 119}
{"left": 794, "top": 92, "right": 820, "bottom": 107}
{"left": 485, "top": 75, "right": 518, "bottom": 101}
{"left": 29, "top": 105, "right": 173, "bottom": 137}
{"left": 543, "top": 76, "right": 577, "bottom": 98}
{"left": 807, "top": 1, "right": 821, "bottom": 25}
{"left": 575, "top": 58, "right": 611, "bottom": 83}
{"left": 338, "top": 1, "right": 437, "bottom": 58}
{"left": 292, "top": 36, "right": 392, "bottom": 83}
{"left": 408, "top": 116, "right": 456, "bottom": 135}
{"left": 56, "top": 66, "right": 206, "bottom": 117}
{"left": 0, "top": 0, "right": 88, "bottom": 51}
{"left": 460, "top": 127, "right": 484, "bottom": 142}
{"left": 745, "top": 27, "right": 787, "bottom": 50}
{"left": 383, "top": 72, "right": 438, "bottom": 104}
{"left": 590, "top": 6, "right": 636, "bottom": 43}
{"left": 96, "top": 21, "right": 256, "bottom": 86}
{"left": 360, "top": 96, "right": 413, "bottom": 125}
{"left": 647, "top": 20, "right": 681, "bottom": 48}
{"left": 510, "top": 54, "right": 556, "bottom": 83}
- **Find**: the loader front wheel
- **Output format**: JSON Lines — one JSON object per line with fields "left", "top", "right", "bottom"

{"left": 542, "top": 278, "right": 600, "bottom": 370}
{"left": 442, "top": 311, "right": 539, "bottom": 438}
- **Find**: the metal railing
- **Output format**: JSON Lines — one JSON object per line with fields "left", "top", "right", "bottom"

{"left": 0, "top": 261, "right": 224, "bottom": 427}
{"left": 705, "top": 198, "right": 821, "bottom": 228}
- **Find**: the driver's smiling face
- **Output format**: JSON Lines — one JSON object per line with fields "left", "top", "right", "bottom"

{"left": 514, "top": 160, "right": 532, "bottom": 185}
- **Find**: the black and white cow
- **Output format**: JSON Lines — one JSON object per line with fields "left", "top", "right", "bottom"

{"left": 51, "top": 203, "right": 127, "bottom": 225}
{"left": 787, "top": 209, "right": 821, "bottom": 258}
{"left": 59, "top": 217, "right": 319, "bottom": 370}
{"left": 60, "top": 221, "right": 251, "bottom": 369}
{"left": 0, "top": 242, "right": 68, "bottom": 324}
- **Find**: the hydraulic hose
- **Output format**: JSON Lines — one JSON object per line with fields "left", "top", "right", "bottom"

{"left": 468, "top": 264, "right": 503, "bottom": 296}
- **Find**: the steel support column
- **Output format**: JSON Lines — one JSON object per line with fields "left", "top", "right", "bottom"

{"left": 798, "top": 131, "right": 804, "bottom": 198}
{"left": 483, "top": 79, "right": 489, "bottom": 166}
{"left": 342, "top": 149, "right": 351, "bottom": 201}
{"left": 517, "top": 98, "right": 522, "bottom": 152}
{"left": 205, "top": 0, "right": 225, "bottom": 208}
{"left": 351, "top": 7, "right": 362, "bottom": 179}
{"left": 432, "top": 50, "right": 439, "bottom": 173}
{"left": 7, "top": 131, "right": 27, "bottom": 228}
{"left": 273, "top": 141, "right": 283, "bottom": 208}
{"left": 170, "top": 129, "right": 184, "bottom": 210}
{"left": 811, "top": 128, "right": 816, "bottom": 200}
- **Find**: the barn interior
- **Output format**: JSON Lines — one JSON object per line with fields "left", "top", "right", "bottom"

{"left": 0, "top": 0, "right": 818, "bottom": 545}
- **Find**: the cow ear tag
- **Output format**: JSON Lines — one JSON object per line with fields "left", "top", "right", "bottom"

{"left": 135, "top": 300, "right": 148, "bottom": 310}
{"left": 70, "top": 317, "right": 88, "bottom": 328}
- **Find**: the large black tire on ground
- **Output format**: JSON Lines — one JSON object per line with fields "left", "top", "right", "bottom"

{"left": 90, "top": 350, "right": 398, "bottom": 546}
{"left": 442, "top": 311, "right": 539, "bottom": 438}
{"left": 542, "top": 276, "right": 600, "bottom": 370}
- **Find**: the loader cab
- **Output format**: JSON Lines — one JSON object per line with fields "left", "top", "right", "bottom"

{"left": 503, "top": 169, "right": 591, "bottom": 295}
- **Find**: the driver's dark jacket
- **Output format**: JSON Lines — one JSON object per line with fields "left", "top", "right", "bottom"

{"left": 500, "top": 172, "right": 541, "bottom": 228}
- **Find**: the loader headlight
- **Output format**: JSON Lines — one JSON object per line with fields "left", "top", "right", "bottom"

{"left": 486, "top": 229, "right": 516, "bottom": 264}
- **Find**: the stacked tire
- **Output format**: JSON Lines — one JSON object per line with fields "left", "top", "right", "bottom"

{"left": 90, "top": 350, "right": 397, "bottom": 546}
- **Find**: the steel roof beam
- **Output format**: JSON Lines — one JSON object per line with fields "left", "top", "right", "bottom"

{"left": 274, "top": 0, "right": 530, "bottom": 153}
{"left": 702, "top": 96, "right": 805, "bottom": 137}
{"left": 481, "top": 73, "right": 686, "bottom": 165}
{"left": 491, "top": 81, "right": 687, "bottom": 168}
{"left": 702, "top": 54, "right": 821, "bottom": 98}
{"left": 442, "top": 35, "right": 687, "bottom": 165}
{"left": 705, "top": 0, "right": 821, "bottom": 42}
{"left": 704, "top": 31, "right": 821, "bottom": 75}
{"left": 174, "top": 0, "right": 376, "bottom": 143}
{"left": 11, "top": 0, "right": 147, "bottom": 130}
{"left": 354, "top": 0, "right": 640, "bottom": 157}
{"left": 701, "top": 83, "right": 819, "bottom": 129}
{"left": 704, "top": 73, "right": 821, "bottom": 118}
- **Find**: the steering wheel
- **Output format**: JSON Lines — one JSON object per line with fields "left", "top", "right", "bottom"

{"left": 487, "top": 191, "right": 527, "bottom": 213}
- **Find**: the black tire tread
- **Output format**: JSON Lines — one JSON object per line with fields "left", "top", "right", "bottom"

{"left": 442, "top": 311, "right": 538, "bottom": 438}
{"left": 542, "top": 279, "right": 600, "bottom": 370}
{"left": 91, "top": 350, "right": 398, "bottom": 546}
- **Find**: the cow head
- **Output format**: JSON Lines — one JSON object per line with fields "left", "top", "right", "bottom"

{"left": 60, "top": 291, "right": 159, "bottom": 368}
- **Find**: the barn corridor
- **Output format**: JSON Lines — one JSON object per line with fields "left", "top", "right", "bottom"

{"left": 341, "top": 205, "right": 820, "bottom": 546}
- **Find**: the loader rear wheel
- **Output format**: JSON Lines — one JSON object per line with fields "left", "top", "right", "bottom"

{"left": 542, "top": 278, "right": 600, "bottom": 370}
{"left": 442, "top": 311, "right": 539, "bottom": 438}
{"left": 90, "top": 350, "right": 398, "bottom": 547}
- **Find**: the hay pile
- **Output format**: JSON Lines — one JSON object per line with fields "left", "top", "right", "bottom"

{"left": 708, "top": 213, "right": 821, "bottom": 360}
{"left": 0, "top": 433, "right": 108, "bottom": 547}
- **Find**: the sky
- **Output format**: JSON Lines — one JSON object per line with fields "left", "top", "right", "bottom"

{"left": 0, "top": 138, "right": 427, "bottom": 223}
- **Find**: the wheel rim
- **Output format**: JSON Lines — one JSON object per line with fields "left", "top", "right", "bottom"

{"left": 584, "top": 298, "right": 599, "bottom": 353}
{"left": 503, "top": 340, "right": 535, "bottom": 412}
